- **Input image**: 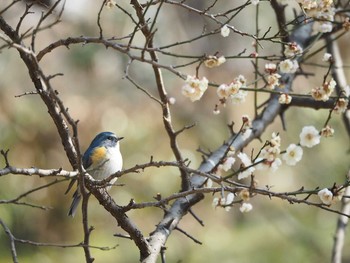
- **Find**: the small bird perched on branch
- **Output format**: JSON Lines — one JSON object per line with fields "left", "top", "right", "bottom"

{"left": 66, "top": 132, "right": 123, "bottom": 217}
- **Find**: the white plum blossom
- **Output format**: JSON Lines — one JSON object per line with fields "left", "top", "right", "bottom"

{"left": 237, "top": 74, "right": 247, "bottom": 86}
{"left": 204, "top": 55, "right": 226, "bottom": 68}
{"left": 237, "top": 152, "right": 255, "bottom": 179}
{"left": 227, "top": 81, "right": 242, "bottom": 96}
{"left": 221, "top": 24, "right": 230, "bottom": 37}
{"left": 255, "top": 157, "right": 282, "bottom": 172}
{"left": 105, "top": 0, "right": 116, "bottom": 8}
{"left": 282, "top": 144, "right": 303, "bottom": 165}
{"left": 270, "top": 132, "right": 281, "bottom": 148}
{"left": 168, "top": 97, "right": 176, "bottom": 105}
{"left": 318, "top": 188, "right": 333, "bottom": 205}
{"left": 231, "top": 90, "right": 248, "bottom": 104}
{"left": 225, "top": 193, "right": 235, "bottom": 211}
{"left": 266, "top": 73, "right": 281, "bottom": 89}
{"left": 217, "top": 84, "right": 229, "bottom": 99}
{"left": 213, "top": 108, "right": 220, "bottom": 115}
{"left": 212, "top": 197, "right": 224, "bottom": 208}
{"left": 299, "top": 126, "right": 321, "bottom": 148}
{"left": 284, "top": 42, "right": 303, "bottom": 58}
{"left": 334, "top": 98, "right": 349, "bottom": 114}
{"left": 226, "top": 193, "right": 235, "bottom": 204}
{"left": 238, "top": 152, "right": 252, "bottom": 166}
{"left": 279, "top": 59, "right": 299, "bottom": 73}
{"left": 313, "top": 8, "right": 335, "bottom": 33}
{"left": 212, "top": 193, "right": 235, "bottom": 211}
{"left": 239, "top": 189, "right": 250, "bottom": 201}
{"left": 218, "top": 157, "right": 236, "bottom": 172}
{"left": 265, "top": 63, "right": 277, "bottom": 74}
{"left": 217, "top": 75, "right": 247, "bottom": 103}
{"left": 279, "top": 93, "right": 292, "bottom": 104}
{"left": 227, "top": 148, "right": 236, "bottom": 156}
{"left": 322, "top": 53, "right": 332, "bottom": 62}
{"left": 216, "top": 149, "right": 236, "bottom": 175}
{"left": 240, "top": 203, "right": 253, "bottom": 213}
{"left": 255, "top": 132, "right": 283, "bottom": 171}
{"left": 270, "top": 158, "right": 282, "bottom": 172}
{"left": 260, "top": 132, "right": 281, "bottom": 163}
{"left": 321, "top": 125, "right": 335, "bottom": 137}
{"left": 298, "top": 0, "right": 335, "bottom": 34}
{"left": 182, "top": 75, "right": 208, "bottom": 102}
{"left": 311, "top": 78, "right": 336, "bottom": 101}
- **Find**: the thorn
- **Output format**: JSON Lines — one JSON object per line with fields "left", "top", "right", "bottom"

{"left": 196, "top": 147, "right": 210, "bottom": 157}
{"left": 0, "top": 149, "right": 10, "bottom": 167}
{"left": 227, "top": 121, "right": 236, "bottom": 136}
{"left": 154, "top": 193, "right": 162, "bottom": 201}
{"left": 279, "top": 110, "right": 287, "bottom": 131}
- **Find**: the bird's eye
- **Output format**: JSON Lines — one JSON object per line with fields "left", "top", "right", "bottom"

{"left": 107, "top": 136, "right": 115, "bottom": 141}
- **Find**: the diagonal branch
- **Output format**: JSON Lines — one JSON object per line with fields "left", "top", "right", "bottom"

{"left": 141, "top": 13, "right": 314, "bottom": 263}
{"left": 326, "top": 35, "right": 350, "bottom": 263}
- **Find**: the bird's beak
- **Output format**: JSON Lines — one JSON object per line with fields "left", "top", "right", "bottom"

{"left": 117, "top": 137, "right": 124, "bottom": 142}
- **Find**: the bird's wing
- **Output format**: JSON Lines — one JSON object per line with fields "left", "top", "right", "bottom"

{"left": 66, "top": 146, "right": 106, "bottom": 194}
{"left": 64, "top": 179, "right": 76, "bottom": 195}
{"left": 82, "top": 148, "right": 93, "bottom": 169}
{"left": 86, "top": 146, "right": 107, "bottom": 168}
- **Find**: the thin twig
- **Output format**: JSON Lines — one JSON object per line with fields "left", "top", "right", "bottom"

{"left": 0, "top": 219, "right": 19, "bottom": 263}
{"left": 174, "top": 226, "right": 202, "bottom": 245}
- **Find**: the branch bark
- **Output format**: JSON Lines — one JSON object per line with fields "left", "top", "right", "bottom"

{"left": 332, "top": 185, "right": 350, "bottom": 263}
{"left": 130, "top": 0, "right": 190, "bottom": 192}
{"left": 327, "top": 34, "right": 350, "bottom": 263}
{"left": 141, "top": 15, "right": 314, "bottom": 263}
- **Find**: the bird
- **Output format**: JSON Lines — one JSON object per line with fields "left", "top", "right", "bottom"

{"left": 67, "top": 132, "right": 123, "bottom": 217}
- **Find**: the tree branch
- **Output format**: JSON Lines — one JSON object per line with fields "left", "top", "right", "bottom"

{"left": 332, "top": 185, "right": 350, "bottom": 263}
{"left": 0, "top": 16, "right": 79, "bottom": 169}
{"left": 327, "top": 34, "right": 350, "bottom": 263}
{"left": 141, "top": 11, "right": 314, "bottom": 263}
{"left": 86, "top": 184, "right": 151, "bottom": 260}
{"left": 130, "top": 0, "right": 190, "bottom": 192}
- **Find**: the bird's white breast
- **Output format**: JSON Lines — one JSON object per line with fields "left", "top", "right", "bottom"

{"left": 90, "top": 144, "right": 123, "bottom": 183}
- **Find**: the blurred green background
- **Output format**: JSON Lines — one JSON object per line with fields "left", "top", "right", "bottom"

{"left": 0, "top": 0, "right": 349, "bottom": 262}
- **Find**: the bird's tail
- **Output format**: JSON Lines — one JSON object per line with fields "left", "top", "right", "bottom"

{"left": 68, "top": 189, "right": 81, "bottom": 217}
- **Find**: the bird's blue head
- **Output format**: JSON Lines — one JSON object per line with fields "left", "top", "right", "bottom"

{"left": 88, "top": 132, "right": 123, "bottom": 149}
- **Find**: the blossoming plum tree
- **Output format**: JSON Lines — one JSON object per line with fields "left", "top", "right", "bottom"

{"left": 0, "top": 0, "right": 349, "bottom": 263}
